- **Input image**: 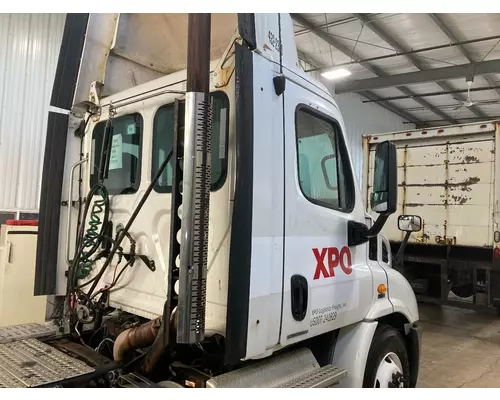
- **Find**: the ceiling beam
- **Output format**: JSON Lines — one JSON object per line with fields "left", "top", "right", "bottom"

{"left": 429, "top": 13, "right": 500, "bottom": 98}
{"left": 360, "top": 85, "right": 500, "bottom": 103}
{"left": 291, "top": 14, "right": 381, "bottom": 76}
{"left": 290, "top": 13, "right": 453, "bottom": 124}
{"left": 335, "top": 59, "right": 500, "bottom": 94}
{"left": 305, "top": 34, "right": 500, "bottom": 72}
{"left": 353, "top": 13, "right": 487, "bottom": 119}
{"left": 357, "top": 91, "right": 425, "bottom": 126}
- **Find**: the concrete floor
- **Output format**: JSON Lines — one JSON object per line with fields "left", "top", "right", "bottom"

{"left": 417, "top": 303, "right": 500, "bottom": 387}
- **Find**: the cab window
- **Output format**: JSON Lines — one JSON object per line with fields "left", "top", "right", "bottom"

{"left": 90, "top": 113, "right": 143, "bottom": 195}
{"left": 152, "top": 91, "right": 229, "bottom": 192}
{"left": 295, "top": 107, "right": 354, "bottom": 212}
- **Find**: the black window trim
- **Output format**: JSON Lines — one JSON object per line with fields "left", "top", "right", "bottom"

{"left": 294, "top": 104, "right": 355, "bottom": 214}
{"left": 90, "top": 112, "right": 144, "bottom": 196}
{"left": 369, "top": 236, "right": 378, "bottom": 261}
{"left": 382, "top": 241, "right": 389, "bottom": 263}
{"left": 152, "top": 90, "right": 230, "bottom": 194}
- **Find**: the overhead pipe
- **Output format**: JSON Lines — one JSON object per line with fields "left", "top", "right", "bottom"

{"left": 305, "top": 34, "right": 500, "bottom": 73}
{"left": 362, "top": 85, "right": 500, "bottom": 103}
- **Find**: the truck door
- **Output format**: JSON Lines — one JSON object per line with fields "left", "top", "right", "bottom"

{"left": 280, "top": 79, "right": 373, "bottom": 346}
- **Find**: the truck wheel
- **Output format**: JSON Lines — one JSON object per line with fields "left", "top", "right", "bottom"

{"left": 450, "top": 283, "right": 473, "bottom": 298}
{"left": 363, "top": 324, "right": 410, "bottom": 388}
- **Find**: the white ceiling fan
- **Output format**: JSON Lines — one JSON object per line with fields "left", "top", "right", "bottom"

{"left": 452, "top": 78, "right": 500, "bottom": 111}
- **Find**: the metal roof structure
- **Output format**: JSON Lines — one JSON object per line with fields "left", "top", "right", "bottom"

{"left": 293, "top": 13, "right": 500, "bottom": 127}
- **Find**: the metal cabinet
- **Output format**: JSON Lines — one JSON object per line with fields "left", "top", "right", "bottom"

{"left": 0, "top": 223, "right": 46, "bottom": 327}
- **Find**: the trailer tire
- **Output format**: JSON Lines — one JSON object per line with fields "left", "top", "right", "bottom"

{"left": 363, "top": 324, "right": 410, "bottom": 388}
{"left": 450, "top": 283, "right": 473, "bottom": 299}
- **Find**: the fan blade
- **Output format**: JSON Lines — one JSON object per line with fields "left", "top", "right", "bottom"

{"left": 476, "top": 100, "right": 500, "bottom": 105}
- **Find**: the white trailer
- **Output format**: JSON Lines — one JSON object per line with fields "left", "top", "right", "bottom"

{"left": 364, "top": 121, "right": 500, "bottom": 312}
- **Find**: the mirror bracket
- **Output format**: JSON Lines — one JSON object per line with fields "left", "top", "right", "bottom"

{"left": 348, "top": 213, "right": 390, "bottom": 247}
{"left": 348, "top": 220, "right": 369, "bottom": 247}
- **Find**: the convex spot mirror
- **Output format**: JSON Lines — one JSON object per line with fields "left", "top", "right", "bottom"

{"left": 370, "top": 141, "right": 397, "bottom": 215}
{"left": 398, "top": 215, "right": 422, "bottom": 232}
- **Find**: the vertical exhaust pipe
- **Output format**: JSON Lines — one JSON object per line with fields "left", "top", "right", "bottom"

{"left": 177, "top": 13, "right": 212, "bottom": 344}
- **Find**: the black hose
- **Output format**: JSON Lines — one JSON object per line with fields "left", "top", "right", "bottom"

{"left": 68, "top": 183, "right": 110, "bottom": 289}
{"left": 84, "top": 149, "right": 174, "bottom": 300}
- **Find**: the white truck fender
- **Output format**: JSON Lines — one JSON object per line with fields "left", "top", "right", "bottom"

{"left": 364, "top": 264, "right": 393, "bottom": 321}
{"left": 364, "top": 267, "right": 419, "bottom": 324}
{"left": 330, "top": 320, "right": 378, "bottom": 388}
{"left": 385, "top": 268, "right": 419, "bottom": 323}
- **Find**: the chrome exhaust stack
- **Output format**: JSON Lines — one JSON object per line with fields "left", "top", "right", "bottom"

{"left": 176, "top": 13, "right": 212, "bottom": 344}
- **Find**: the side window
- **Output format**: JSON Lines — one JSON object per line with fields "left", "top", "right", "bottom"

{"left": 152, "top": 91, "right": 230, "bottom": 192}
{"left": 295, "top": 107, "right": 354, "bottom": 211}
{"left": 152, "top": 105, "right": 175, "bottom": 191}
{"left": 90, "top": 113, "right": 143, "bottom": 195}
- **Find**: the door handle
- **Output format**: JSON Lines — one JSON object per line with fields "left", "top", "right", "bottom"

{"left": 291, "top": 274, "right": 308, "bottom": 321}
{"left": 5, "top": 241, "right": 11, "bottom": 264}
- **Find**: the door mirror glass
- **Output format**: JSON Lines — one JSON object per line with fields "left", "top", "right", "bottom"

{"left": 398, "top": 215, "right": 422, "bottom": 232}
{"left": 371, "top": 141, "right": 397, "bottom": 214}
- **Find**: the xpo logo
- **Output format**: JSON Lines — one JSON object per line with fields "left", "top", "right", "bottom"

{"left": 313, "top": 246, "right": 352, "bottom": 280}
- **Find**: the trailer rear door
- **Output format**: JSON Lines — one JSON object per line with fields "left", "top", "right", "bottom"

{"left": 367, "top": 125, "right": 496, "bottom": 248}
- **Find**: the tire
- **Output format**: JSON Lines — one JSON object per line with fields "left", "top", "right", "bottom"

{"left": 450, "top": 283, "right": 473, "bottom": 298}
{"left": 362, "top": 324, "right": 410, "bottom": 388}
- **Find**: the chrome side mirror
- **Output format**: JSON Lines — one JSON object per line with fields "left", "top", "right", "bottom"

{"left": 398, "top": 215, "right": 422, "bottom": 232}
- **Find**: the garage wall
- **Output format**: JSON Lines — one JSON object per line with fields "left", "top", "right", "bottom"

{"left": 0, "top": 14, "right": 66, "bottom": 213}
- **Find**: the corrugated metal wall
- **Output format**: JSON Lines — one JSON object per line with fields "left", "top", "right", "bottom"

{"left": 0, "top": 14, "right": 65, "bottom": 212}
{"left": 332, "top": 92, "right": 414, "bottom": 188}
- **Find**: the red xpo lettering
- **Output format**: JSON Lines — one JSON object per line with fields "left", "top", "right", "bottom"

{"left": 313, "top": 246, "right": 352, "bottom": 280}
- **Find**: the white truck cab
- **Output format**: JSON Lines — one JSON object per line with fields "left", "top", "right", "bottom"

{"left": 4, "top": 13, "right": 423, "bottom": 389}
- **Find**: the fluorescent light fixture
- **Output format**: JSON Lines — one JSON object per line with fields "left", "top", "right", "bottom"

{"left": 321, "top": 68, "right": 352, "bottom": 80}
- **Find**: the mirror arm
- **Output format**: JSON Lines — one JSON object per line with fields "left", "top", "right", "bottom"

{"left": 394, "top": 230, "right": 411, "bottom": 267}
{"left": 366, "top": 213, "right": 389, "bottom": 238}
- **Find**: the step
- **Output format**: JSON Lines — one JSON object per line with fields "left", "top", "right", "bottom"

{"left": 0, "top": 322, "right": 57, "bottom": 344}
{"left": 0, "top": 338, "right": 94, "bottom": 387}
{"left": 278, "top": 365, "right": 347, "bottom": 388}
